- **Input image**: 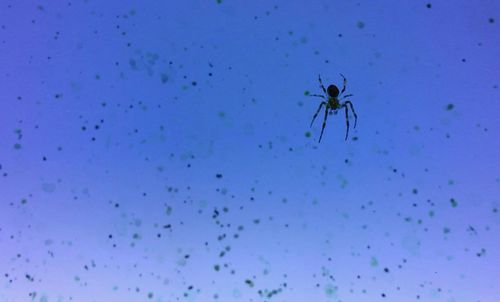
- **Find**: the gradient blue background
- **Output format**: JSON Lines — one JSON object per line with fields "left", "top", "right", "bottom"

{"left": 1, "top": 1, "right": 499, "bottom": 301}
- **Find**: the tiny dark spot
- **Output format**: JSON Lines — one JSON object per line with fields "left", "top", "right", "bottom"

{"left": 450, "top": 198, "right": 458, "bottom": 207}
{"left": 245, "top": 279, "right": 254, "bottom": 287}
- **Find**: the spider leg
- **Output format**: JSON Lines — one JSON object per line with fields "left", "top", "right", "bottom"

{"left": 343, "top": 104, "right": 350, "bottom": 141}
{"left": 310, "top": 101, "right": 327, "bottom": 127}
{"left": 308, "top": 94, "right": 326, "bottom": 99}
{"left": 318, "top": 107, "right": 330, "bottom": 143}
{"left": 339, "top": 73, "right": 347, "bottom": 94}
{"left": 344, "top": 100, "right": 358, "bottom": 128}
{"left": 341, "top": 94, "right": 353, "bottom": 99}
{"left": 318, "top": 74, "right": 327, "bottom": 94}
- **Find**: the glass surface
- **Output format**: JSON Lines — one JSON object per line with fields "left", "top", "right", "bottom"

{"left": 0, "top": 1, "right": 499, "bottom": 301}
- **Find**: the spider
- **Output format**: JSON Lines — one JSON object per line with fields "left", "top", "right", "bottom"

{"left": 308, "top": 74, "right": 358, "bottom": 142}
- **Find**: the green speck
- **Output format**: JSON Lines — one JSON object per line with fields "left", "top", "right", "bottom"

{"left": 14, "top": 143, "right": 21, "bottom": 150}
{"left": 14, "top": 128, "right": 22, "bottom": 139}
{"left": 245, "top": 279, "right": 254, "bottom": 287}
{"left": 443, "top": 227, "right": 450, "bottom": 234}
{"left": 305, "top": 131, "right": 311, "bottom": 138}
{"left": 160, "top": 73, "right": 169, "bottom": 83}
{"left": 304, "top": 90, "right": 310, "bottom": 96}
{"left": 336, "top": 174, "right": 348, "bottom": 188}
{"left": 450, "top": 198, "right": 458, "bottom": 207}
{"left": 165, "top": 206, "right": 172, "bottom": 215}
{"left": 42, "top": 183, "right": 56, "bottom": 193}
{"left": 446, "top": 103, "right": 454, "bottom": 110}
{"left": 324, "top": 283, "right": 338, "bottom": 297}
{"left": 176, "top": 258, "right": 187, "bottom": 266}
{"left": 129, "top": 59, "right": 137, "bottom": 69}
{"left": 370, "top": 257, "right": 378, "bottom": 267}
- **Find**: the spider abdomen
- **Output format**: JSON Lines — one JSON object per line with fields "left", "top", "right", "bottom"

{"left": 328, "top": 98, "right": 340, "bottom": 109}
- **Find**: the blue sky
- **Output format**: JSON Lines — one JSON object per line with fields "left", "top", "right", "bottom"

{"left": 0, "top": 1, "right": 499, "bottom": 301}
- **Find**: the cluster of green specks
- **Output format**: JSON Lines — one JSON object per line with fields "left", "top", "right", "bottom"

{"left": 257, "top": 285, "right": 285, "bottom": 299}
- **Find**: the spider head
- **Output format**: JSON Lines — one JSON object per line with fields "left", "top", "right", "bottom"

{"left": 327, "top": 85, "right": 340, "bottom": 98}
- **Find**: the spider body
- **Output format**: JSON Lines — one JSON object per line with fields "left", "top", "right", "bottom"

{"left": 326, "top": 86, "right": 341, "bottom": 109}
{"left": 308, "top": 74, "right": 358, "bottom": 142}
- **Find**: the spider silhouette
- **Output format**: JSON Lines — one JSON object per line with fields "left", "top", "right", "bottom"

{"left": 308, "top": 74, "right": 358, "bottom": 142}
